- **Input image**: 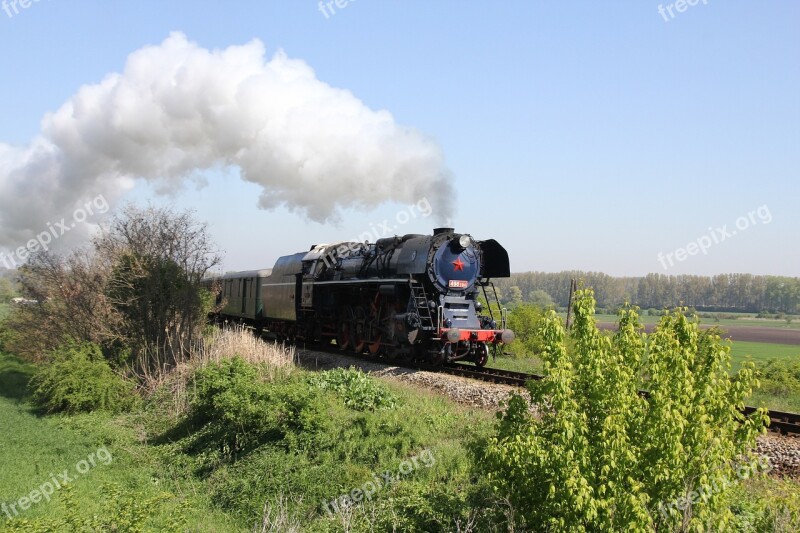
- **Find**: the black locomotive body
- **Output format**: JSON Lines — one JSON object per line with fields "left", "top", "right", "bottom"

{"left": 208, "top": 228, "right": 514, "bottom": 366}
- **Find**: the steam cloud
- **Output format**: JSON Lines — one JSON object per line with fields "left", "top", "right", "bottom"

{"left": 0, "top": 32, "right": 455, "bottom": 249}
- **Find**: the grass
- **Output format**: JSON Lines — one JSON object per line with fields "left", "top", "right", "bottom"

{"left": 492, "top": 339, "right": 800, "bottom": 373}
{"left": 0, "top": 347, "right": 497, "bottom": 531}
{"left": 490, "top": 353, "right": 543, "bottom": 375}
{"left": 0, "top": 350, "right": 244, "bottom": 531}
{"left": 750, "top": 390, "right": 800, "bottom": 414}
{"left": 0, "top": 303, "right": 9, "bottom": 321}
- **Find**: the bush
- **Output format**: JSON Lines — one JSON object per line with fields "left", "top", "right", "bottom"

{"left": 480, "top": 289, "right": 768, "bottom": 531}
{"left": 187, "top": 357, "right": 328, "bottom": 456}
{"left": 308, "top": 367, "right": 397, "bottom": 411}
{"left": 506, "top": 303, "right": 547, "bottom": 357}
{"left": 756, "top": 359, "right": 800, "bottom": 397}
{"left": 30, "top": 341, "right": 139, "bottom": 414}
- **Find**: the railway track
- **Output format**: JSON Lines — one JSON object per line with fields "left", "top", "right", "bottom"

{"left": 743, "top": 407, "right": 800, "bottom": 436}
{"left": 283, "top": 335, "right": 800, "bottom": 437}
{"left": 439, "top": 363, "right": 540, "bottom": 387}
{"left": 439, "top": 362, "right": 800, "bottom": 436}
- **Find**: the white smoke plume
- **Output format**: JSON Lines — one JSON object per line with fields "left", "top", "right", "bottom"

{"left": 0, "top": 32, "right": 455, "bottom": 250}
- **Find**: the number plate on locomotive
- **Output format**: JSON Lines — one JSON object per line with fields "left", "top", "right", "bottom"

{"left": 448, "top": 280, "right": 468, "bottom": 289}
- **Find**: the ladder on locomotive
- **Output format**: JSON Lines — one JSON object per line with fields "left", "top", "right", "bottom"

{"left": 409, "top": 278, "right": 436, "bottom": 331}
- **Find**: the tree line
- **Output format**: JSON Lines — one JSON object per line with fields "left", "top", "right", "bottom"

{"left": 493, "top": 271, "right": 800, "bottom": 314}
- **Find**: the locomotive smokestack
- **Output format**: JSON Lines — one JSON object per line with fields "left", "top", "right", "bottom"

{"left": 433, "top": 227, "right": 454, "bottom": 236}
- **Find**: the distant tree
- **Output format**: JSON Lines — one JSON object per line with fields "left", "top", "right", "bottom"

{"left": 503, "top": 286, "right": 523, "bottom": 308}
{"left": 527, "top": 289, "right": 554, "bottom": 309}
{"left": 494, "top": 271, "right": 800, "bottom": 314}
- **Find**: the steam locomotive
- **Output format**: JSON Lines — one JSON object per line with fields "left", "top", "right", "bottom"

{"left": 206, "top": 228, "right": 514, "bottom": 366}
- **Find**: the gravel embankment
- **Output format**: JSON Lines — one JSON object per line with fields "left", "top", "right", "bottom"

{"left": 296, "top": 348, "right": 523, "bottom": 410}
{"left": 757, "top": 434, "right": 800, "bottom": 478}
{"left": 295, "top": 347, "right": 800, "bottom": 478}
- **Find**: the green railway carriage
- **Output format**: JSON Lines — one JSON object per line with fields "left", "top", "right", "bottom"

{"left": 261, "top": 252, "right": 305, "bottom": 322}
{"left": 211, "top": 269, "right": 272, "bottom": 321}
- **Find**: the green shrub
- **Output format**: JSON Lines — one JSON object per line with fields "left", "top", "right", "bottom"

{"left": 308, "top": 367, "right": 397, "bottom": 411}
{"left": 30, "top": 341, "right": 139, "bottom": 414}
{"left": 480, "top": 289, "right": 768, "bottom": 531}
{"left": 188, "top": 357, "right": 328, "bottom": 456}
{"left": 506, "top": 303, "right": 547, "bottom": 357}
{"left": 756, "top": 358, "right": 800, "bottom": 397}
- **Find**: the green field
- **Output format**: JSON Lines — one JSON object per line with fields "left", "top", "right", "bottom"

{"left": 730, "top": 341, "right": 800, "bottom": 366}
{"left": 1, "top": 348, "right": 798, "bottom": 529}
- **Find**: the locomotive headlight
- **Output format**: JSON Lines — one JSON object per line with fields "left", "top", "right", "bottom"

{"left": 446, "top": 329, "right": 461, "bottom": 343}
{"left": 458, "top": 235, "right": 472, "bottom": 248}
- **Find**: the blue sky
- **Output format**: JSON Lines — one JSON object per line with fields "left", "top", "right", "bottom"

{"left": 0, "top": 1, "right": 797, "bottom": 276}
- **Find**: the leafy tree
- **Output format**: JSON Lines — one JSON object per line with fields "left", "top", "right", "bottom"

{"left": 99, "top": 205, "right": 221, "bottom": 373}
{"left": 480, "top": 289, "right": 767, "bottom": 531}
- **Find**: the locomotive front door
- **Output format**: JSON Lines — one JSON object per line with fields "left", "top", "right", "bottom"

{"left": 301, "top": 281, "right": 313, "bottom": 308}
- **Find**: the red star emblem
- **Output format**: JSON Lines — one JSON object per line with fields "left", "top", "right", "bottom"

{"left": 452, "top": 257, "right": 465, "bottom": 272}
